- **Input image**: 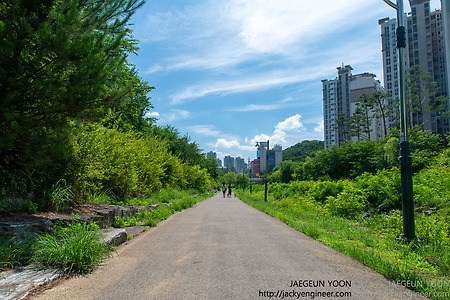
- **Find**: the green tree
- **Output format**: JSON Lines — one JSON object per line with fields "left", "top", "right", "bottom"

{"left": 282, "top": 140, "right": 324, "bottom": 162}
{"left": 335, "top": 113, "right": 352, "bottom": 143}
{"left": 370, "top": 91, "right": 397, "bottom": 136}
{"left": 235, "top": 173, "right": 249, "bottom": 189}
{"left": 407, "top": 65, "right": 448, "bottom": 132}
{"left": 0, "top": 0, "right": 146, "bottom": 195}
{"left": 351, "top": 94, "right": 374, "bottom": 141}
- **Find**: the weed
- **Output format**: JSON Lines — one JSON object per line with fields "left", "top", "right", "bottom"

{"left": 0, "top": 236, "right": 33, "bottom": 270}
{"left": 48, "top": 179, "right": 75, "bottom": 212}
{"left": 32, "top": 222, "right": 111, "bottom": 274}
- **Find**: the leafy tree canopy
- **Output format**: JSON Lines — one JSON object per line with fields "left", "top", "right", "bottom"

{"left": 282, "top": 140, "right": 324, "bottom": 162}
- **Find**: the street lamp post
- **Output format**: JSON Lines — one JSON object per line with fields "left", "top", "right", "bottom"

{"left": 264, "top": 140, "right": 269, "bottom": 202}
{"left": 382, "top": 0, "right": 416, "bottom": 241}
{"left": 248, "top": 157, "right": 252, "bottom": 193}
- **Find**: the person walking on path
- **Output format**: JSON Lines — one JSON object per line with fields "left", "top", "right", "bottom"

{"left": 222, "top": 183, "right": 227, "bottom": 198}
{"left": 227, "top": 184, "right": 232, "bottom": 198}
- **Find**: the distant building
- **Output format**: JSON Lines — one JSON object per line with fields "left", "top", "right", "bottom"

{"left": 444, "top": 0, "right": 450, "bottom": 101}
{"left": 251, "top": 159, "right": 260, "bottom": 177}
{"left": 223, "top": 155, "right": 235, "bottom": 170}
{"left": 206, "top": 151, "right": 217, "bottom": 159}
{"left": 322, "top": 64, "right": 383, "bottom": 148}
{"left": 255, "top": 142, "right": 282, "bottom": 174}
{"left": 235, "top": 157, "right": 245, "bottom": 173}
{"left": 379, "top": 0, "right": 449, "bottom": 136}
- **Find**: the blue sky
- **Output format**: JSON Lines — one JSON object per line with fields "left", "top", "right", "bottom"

{"left": 128, "top": 0, "right": 442, "bottom": 162}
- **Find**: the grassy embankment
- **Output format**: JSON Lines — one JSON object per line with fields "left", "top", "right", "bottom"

{"left": 237, "top": 176, "right": 449, "bottom": 299}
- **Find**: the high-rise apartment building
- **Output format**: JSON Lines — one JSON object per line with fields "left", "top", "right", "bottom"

{"left": 444, "top": 0, "right": 450, "bottom": 100}
{"left": 322, "top": 65, "right": 383, "bottom": 148}
{"left": 206, "top": 151, "right": 217, "bottom": 159}
{"left": 223, "top": 155, "right": 235, "bottom": 170}
{"left": 206, "top": 151, "right": 222, "bottom": 167}
{"left": 255, "top": 142, "right": 282, "bottom": 174}
{"left": 379, "top": 0, "right": 449, "bottom": 136}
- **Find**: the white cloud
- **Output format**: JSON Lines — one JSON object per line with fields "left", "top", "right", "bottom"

{"left": 227, "top": 0, "right": 381, "bottom": 54}
{"left": 276, "top": 114, "right": 303, "bottom": 131}
{"left": 170, "top": 66, "right": 329, "bottom": 104}
{"left": 250, "top": 114, "right": 306, "bottom": 147}
{"left": 314, "top": 120, "right": 324, "bottom": 133}
{"left": 214, "top": 138, "right": 255, "bottom": 151}
{"left": 185, "top": 125, "right": 220, "bottom": 137}
{"left": 145, "top": 111, "right": 160, "bottom": 118}
{"left": 231, "top": 104, "right": 285, "bottom": 112}
{"left": 164, "top": 109, "right": 191, "bottom": 122}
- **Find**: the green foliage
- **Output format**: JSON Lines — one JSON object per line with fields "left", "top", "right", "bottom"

{"left": 112, "top": 190, "right": 208, "bottom": 228}
{"left": 355, "top": 168, "right": 401, "bottom": 210}
{"left": 47, "top": 179, "right": 75, "bottom": 212}
{"left": 0, "top": 0, "right": 147, "bottom": 198}
{"left": 0, "top": 194, "right": 37, "bottom": 214}
{"left": 70, "top": 123, "right": 165, "bottom": 197}
{"left": 0, "top": 0, "right": 220, "bottom": 211}
{"left": 238, "top": 184, "right": 450, "bottom": 299}
{"left": 269, "top": 130, "right": 445, "bottom": 185}
{"left": 282, "top": 140, "right": 324, "bottom": 162}
{"left": 0, "top": 236, "right": 33, "bottom": 271}
{"left": 407, "top": 65, "right": 448, "bottom": 132}
{"left": 235, "top": 173, "right": 250, "bottom": 189}
{"left": 325, "top": 186, "right": 368, "bottom": 219}
{"left": 32, "top": 222, "right": 111, "bottom": 274}
{"left": 308, "top": 180, "right": 346, "bottom": 203}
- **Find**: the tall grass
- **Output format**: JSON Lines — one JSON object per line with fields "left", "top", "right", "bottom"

{"left": 113, "top": 191, "right": 205, "bottom": 228}
{"left": 0, "top": 236, "right": 33, "bottom": 271}
{"left": 32, "top": 222, "right": 111, "bottom": 274}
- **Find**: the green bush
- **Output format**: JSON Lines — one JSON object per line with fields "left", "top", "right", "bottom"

{"left": 32, "top": 222, "right": 111, "bottom": 274}
{"left": 325, "top": 186, "right": 368, "bottom": 218}
{"left": 413, "top": 164, "right": 450, "bottom": 209}
{"left": 309, "top": 180, "right": 345, "bottom": 203}
{"left": 355, "top": 168, "right": 401, "bottom": 210}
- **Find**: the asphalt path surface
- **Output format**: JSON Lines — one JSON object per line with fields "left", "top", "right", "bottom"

{"left": 32, "top": 193, "right": 426, "bottom": 299}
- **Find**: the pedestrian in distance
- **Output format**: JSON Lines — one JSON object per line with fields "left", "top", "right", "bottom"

{"left": 222, "top": 183, "right": 227, "bottom": 198}
{"left": 227, "top": 184, "right": 232, "bottom": 198}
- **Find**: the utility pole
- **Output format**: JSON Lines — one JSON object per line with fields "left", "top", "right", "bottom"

{"left": 248, "top": 157, "right": 252, "bottom": 193}
{"left": 382, "top": 0, "right": 416, "bottom": 241}
{"left": 264, "top": 140, "right": 269, "bottom": 202}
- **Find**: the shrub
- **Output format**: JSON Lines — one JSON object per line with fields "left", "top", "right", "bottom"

{"left": 355, "top": 168, "right": 401, "bottom": 210}
{"left": 309, "top": 180, "right": 346, "bottom": 203}
{"left": 325, "top": 186, "right": 368, "bottom": 218}
{"left": 32, "top": 222, "right": 111, "bottom": 274}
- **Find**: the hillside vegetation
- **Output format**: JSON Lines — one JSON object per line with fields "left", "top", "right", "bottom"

{"left": 282, "top": 140, "right": 324, "bottom": 162}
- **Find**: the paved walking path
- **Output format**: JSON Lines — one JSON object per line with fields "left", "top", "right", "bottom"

{"left": 32, "top": 194, "right": 425, "bottom": 299}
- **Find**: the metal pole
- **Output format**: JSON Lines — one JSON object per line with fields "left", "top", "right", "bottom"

{"left": 396, "top": 0, "right": 416, "bottom": 241}
{"left": 381, "top": 0, "right": 415, "bottom": 241}
{"left": 264, "top": 140, "right": 269, "bottom": 202}
{"left": 248, "top": 158, "right": 252, "bottom": 193}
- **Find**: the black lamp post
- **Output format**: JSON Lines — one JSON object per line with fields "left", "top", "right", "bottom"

{"left": 382, "top": 0, "right": 416, "bottom": 241}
